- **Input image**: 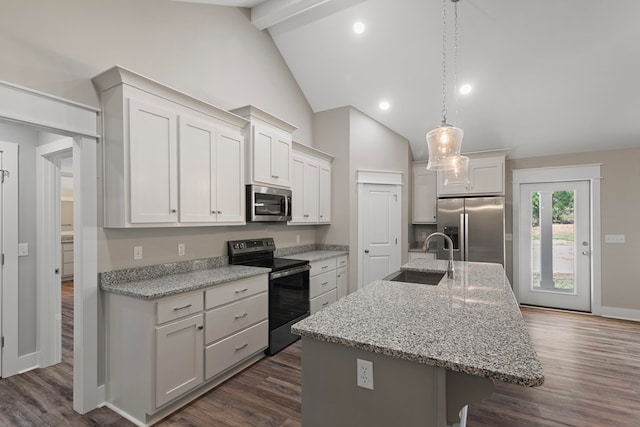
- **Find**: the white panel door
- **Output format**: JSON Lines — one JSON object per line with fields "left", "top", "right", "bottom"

{"left": 179, "top": 116, "right": 216, "bottom": 223}
{"left": 362, "top": 184, "right": 400, "bottom": 286}
{"left": 215, "top": 129, "right": 244, "bottom": 223}
{"left": 518, "top": 181, "right": 591, "bottom": 311}
{"left": 156, "top": 314, "right": 204, "bottom": 407}
{"left": 318, "top": 163, "right": 331, "bottom": 223}
{"left": 272, "top": 132, "right": 292, "bottom": 187}
{"left": 0, "top": 148, "right": 3, "bottom": 375}
{"left": 252, "top": 126, "right": 274, "bottom": 185}
{"left": 129, "top": 99, "right": 178, "bottom": 223}
{"left": 290, "top": 156, "right": 305, "bottom": 223}
{"left": 303, "top": 161, "right": 319, "bottom": 223}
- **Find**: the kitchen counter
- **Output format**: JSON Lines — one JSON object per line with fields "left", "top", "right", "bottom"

{"left": 100, "top": 264, "right": 270, "bottom": 299}
{"left": 282, "top": 249, "right": 348, "bottom": 263}
{"left": 292, "top": 259, "right": 543, "bottom": 387}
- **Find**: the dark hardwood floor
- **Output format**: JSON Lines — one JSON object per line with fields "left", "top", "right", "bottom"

{"left": 1, "top": 293, "right": 639, "bottom": 426}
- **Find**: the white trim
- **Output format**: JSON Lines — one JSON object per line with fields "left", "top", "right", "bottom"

{"left": 512, "top": 164, "right": 602, "bottom": 315}
{"left": 17, "top": 351, "right": 39, "bottom": 373}
{"left": 356, "top": 169, "right": 403, "bottom": 185}
{"left": 0, "top": 141, "right": 19, "bottom": 377}
{"left": 598, "top": 306, "right": 640, "bottom": 322}
{"left": 0, "top": 82, "right": 100, "bottom": 412}
{"left": 36, "top": 139, "right": 73, "bottom": 369}
{"left": 103, "top": 403, "right": 147, "bottom": 427}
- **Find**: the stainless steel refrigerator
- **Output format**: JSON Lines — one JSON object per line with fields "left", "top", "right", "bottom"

{"left": 437, "top": 197, "right": 505, "bottom": 265}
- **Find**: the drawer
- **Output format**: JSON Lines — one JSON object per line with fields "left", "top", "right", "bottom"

{"left": 336, "top": 255, "right": 348, "bottom": 269}
{"left": 205, "top": 292, "right": 268, "bottom": 345}
{"left": 205, "top": 274, "right": 268, "bottom": 310}
{"left": 205, "top": 319, "right": 268, "bottom": 380}
{"left": 310, "top": 270, "right": 337, "bottom": 299}
{"left": 310, "top": 289, "right": 337, "bottom": 315}
{"left": 156, "top": 291, "right": 204, "bottom": 325}
{"left": 310, "top": 258, "right": 337, "bottom": 276}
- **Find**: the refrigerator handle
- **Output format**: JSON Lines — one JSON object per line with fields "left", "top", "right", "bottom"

{"left": 459, "top": 213, "right": 465, "bottom": 261}
{"left": 464, "top": 213, "right": 469, "bottom": 260}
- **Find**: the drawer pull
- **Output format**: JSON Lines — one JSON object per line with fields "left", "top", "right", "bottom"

{"left": 322, "top": 301, "right": 329, "bottom": 307}
{"left": 321, "top": 282, "right": 329, "bottom": 286}
{"left": 234, "top": 313, "right": 249, "bottom": 320}
{"left": 197, "top": 325, "right": 204, "bottom": 330}
{"left": 235, "top": 343, "right": 249, "bottom": 351}
{"left": 234, "top": 288, "right": 249, "bottom": 294}
{"left": 321, "top": 266, "right": 329, "bottom": 269}
{"left": 173, "top": 303, "right": 192, "bottom": 311}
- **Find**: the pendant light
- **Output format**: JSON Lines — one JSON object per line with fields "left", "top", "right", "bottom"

{"left": 443, "top": 154, "right": 470, "bottom": 185}
{"left": 427, "top": 0, "right": 466, "bottom": 174}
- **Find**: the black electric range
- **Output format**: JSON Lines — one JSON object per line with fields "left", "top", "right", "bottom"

{"left": 228, "top": 238, "right": 310, "bottom": 355}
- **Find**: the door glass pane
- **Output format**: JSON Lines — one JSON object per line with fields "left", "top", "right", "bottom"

{"left": 530, "top": 190, "right": 576, "bottom": 293}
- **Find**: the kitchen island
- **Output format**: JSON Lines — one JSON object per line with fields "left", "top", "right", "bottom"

{"left": 292, "top": 259, "right": 544, "bottom": 427}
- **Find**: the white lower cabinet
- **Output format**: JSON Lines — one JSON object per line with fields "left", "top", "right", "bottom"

{"left": 408, "top": 251, "right": 436, "bottom": 262}
{"left": 105, "top": 273, "right": 268, "bottom": 426}
{"left": 156, "top": 313, "right": 204, "bottom": 407}
{"left": 309, "top": 255, "right": 349, "bottom": 314}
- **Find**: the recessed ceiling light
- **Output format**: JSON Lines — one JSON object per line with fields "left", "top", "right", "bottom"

{"left": 379, "top": 100, "right": 390, "bottom": 111}
{"left": 459, "top": 84, "right": 473, "bottom": 95}
{"left": 353, "top": 22, "right": 365, "bottom": 35}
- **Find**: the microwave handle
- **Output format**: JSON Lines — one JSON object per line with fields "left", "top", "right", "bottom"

{"left": 285, "top": 196, "right": 291, "bottom": 217}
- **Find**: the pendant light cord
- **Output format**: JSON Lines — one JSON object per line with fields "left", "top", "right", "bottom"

{"left": 440, "top": 0, "right": 448, "bottom": 126}
{"left": 454, "top": 0, "right": 460, "bottom": 126}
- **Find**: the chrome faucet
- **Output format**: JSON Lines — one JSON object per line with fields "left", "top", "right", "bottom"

{"left": 423, "top": 232, "right": 455, "bottom": 278}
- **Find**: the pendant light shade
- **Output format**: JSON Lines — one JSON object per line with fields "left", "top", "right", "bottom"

{"left": 443, "top": 155, "right": 470, "bottom": 185}
{"left": 426, "top": 124, "right": 464, "bottom": 171}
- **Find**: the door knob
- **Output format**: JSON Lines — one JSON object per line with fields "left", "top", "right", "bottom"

{"left": 582, "top": 250, "right": 590, "bottom": 255}
{"left": 364, "top": 249, "right": 369, "bottom": 253}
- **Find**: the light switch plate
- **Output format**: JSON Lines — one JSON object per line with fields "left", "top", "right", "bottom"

{"left": 605, "top": 234, "right": 625, "bottom": 244}
{"left": 18, "top": 243, "right": 29, "bottom": 256}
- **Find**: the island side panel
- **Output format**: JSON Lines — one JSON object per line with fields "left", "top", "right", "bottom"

{"left": 301, "top": 337, "right": 448, "bottom": 427}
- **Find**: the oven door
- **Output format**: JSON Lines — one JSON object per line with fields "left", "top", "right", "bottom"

{"left": 269, "top": 265, "right": 310, "bottom": 330}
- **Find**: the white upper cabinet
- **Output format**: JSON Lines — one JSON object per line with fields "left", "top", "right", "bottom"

{"left": 230, "top": 106, "right": 297, "bottom": 189}
{"left": 437, "top": 152, "right": 507, "bottom": 197}
{"left": 289, "top": 142, "right": 333, "bottom": 225}
{"left": 412, "top": 162, "right": 437, "bottom": 224}
{"left": 92, "top": 66, "right": 248, "bottom": 228}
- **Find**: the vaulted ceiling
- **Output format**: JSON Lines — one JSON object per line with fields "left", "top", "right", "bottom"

{"left": 179, "top": 0, "right": 640, "bottom": 160}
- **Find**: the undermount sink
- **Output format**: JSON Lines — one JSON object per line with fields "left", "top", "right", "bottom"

{"left": 383, "top": 270, "right": 445, "bottom": 285}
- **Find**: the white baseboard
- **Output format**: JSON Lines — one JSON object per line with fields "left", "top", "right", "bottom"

{"left": 104, "top": 403, "right": 147, "bottom": 427}
{"left": 597, "top": 306, "right": 640, "bottom": 322}
{"left": 18, "top": 352, "right": 39, "bottom": 373}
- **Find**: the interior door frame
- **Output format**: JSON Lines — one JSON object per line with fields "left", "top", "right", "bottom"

{"left": 356, "top": 170, "right": 403, "bottom": 289}
{"left": 512, "top": 164, "right": 602, "bottom": 314}
{"left": 0, "top": 80, "right": 101, "bottom": 413}
{"left": 0, "top": 141, "right": 19, "bottom": 376}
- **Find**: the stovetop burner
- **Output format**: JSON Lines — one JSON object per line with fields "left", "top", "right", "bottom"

{"left": 228, "top": 237, "right": 308, "bottom": 272}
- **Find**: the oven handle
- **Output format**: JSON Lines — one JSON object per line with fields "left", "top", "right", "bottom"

{"left": 271, "top": 264, "right": 310, "bottom": 279}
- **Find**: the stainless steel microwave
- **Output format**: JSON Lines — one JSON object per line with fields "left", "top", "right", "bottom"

{"left": 246, "top": 185, "right": 292, "bottom": 222}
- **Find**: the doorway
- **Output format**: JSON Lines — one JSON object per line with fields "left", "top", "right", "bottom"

{"left": 357, "top": 171, "right": 402, "bottom": 289}
{"left": 513, "top": 165, "right": 601, "bottom": 313}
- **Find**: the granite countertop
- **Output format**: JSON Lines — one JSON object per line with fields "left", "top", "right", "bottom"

{"left": 292, "top": 259, "right": 544, "bottom": 387}
{"left": 282, "top": 250, "right": 348, "bottom": 263}
{"left": 100, "top": 265, "right": 270, "bottom": 300}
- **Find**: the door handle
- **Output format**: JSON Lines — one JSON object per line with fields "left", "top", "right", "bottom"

{"left": 582, "top": 250, "right": 590, "bottom": 256}
{"left": 364, "top": 249, "right": 369, "bottom": 253}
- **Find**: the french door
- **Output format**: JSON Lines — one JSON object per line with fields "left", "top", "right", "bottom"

{"left": 518, "top": 180, "right": 591, "bottom": 311}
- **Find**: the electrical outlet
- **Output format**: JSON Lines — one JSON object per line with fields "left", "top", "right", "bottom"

{"left": 178, "top": 243, "right": 185, "bottom": 256}
{"left": 133, "top": 246, "right": 143, "bottom": 260}
{"left": 296, "top": 234, "right": 300, "bottom": 243}
{"left": 18, "top": 243, "right": 29, "bottom": 257}
{"left": 421, "top": 231, "right": 428, "bottom": 238}
{"left": 357, "top": 358, "right": 374, "bottom": 390}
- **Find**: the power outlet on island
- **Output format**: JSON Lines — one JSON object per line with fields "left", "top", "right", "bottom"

{"left": 133, "top": 245, "right": 143, "bottom": 260}
{"left": 357, "top": 358, "right": 374, "bottom": 390}
{"left": 178, "top": 243, "right": 186, "bottom": 256}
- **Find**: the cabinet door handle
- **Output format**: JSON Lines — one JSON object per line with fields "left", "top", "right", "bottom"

{"left": 321, "top": 282, "right": 329, "bottom": 286}
{"left": 322, "top": 301, "right": 329, "bottom": 307}
{"left": 271, "top": 175, "right": 279, "bottom": 179}
{"left": 234, "top": 288, "right": 249, "bottom": 294}
{"left": 218, "top": 211, "right": 222, "bottom": 214}
{"left": 322, "top": 265, "right": 329, "bottom": 269}
{"left": 234, "top": 312, "right": 249, "bottom": 320}
{"left": 197, "top": 325, "right": 204, "bottom": 330}
{"left": 171, "top": 209, "right": 177, "bottom": 213}
{"left": 173, "top": 303, "right": 192, "bottom": 311}
{"left": 235, "top": 343, "right": 249, "bottom": 351}
{"left": 212, "top": 210, "right": 216, "bottom": 214}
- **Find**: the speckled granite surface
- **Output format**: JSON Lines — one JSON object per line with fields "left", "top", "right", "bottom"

{"left": 100, "top": 265, "right": 270, "bottom": 300}
{"left": 282, "top": 250, "right": 348, "bottom": 263}
{"left": 292, "top": 259, "right": 544, "bottom": 387}
{"left": 275, "top": 244, "right": 349, "bottom": 257}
